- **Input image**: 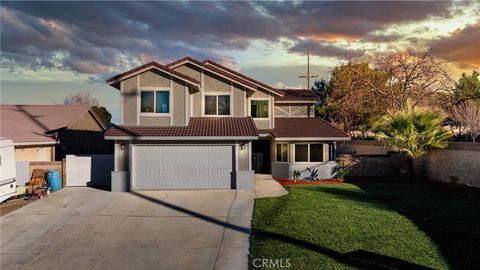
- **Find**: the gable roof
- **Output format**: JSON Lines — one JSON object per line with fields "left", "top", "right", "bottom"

{"left": 0, "top": 105, "right": 106, "bottom": 145}
{"left": 104, "top": 117, "right": 258, "bottom": 139}
{"left": 166, "top": 57, "right": 258, "bottom": 90}
{"left": 275, "top": 89, "right": 319, "bottom": 103}
{"left": 203, "top": 59, "right": 284, "bottom": 96}
{"left": 106, "top": 61, "right": 200, "bottom": 89}
{"left": 167, "top": 57, "right": 283, "bottom": 96}
{"left": 267, "top": 117, "right": 349, "bottom": 140}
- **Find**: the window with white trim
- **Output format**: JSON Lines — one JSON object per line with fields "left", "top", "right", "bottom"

{"left": 205, "top": 94, "right": 230, "bottom": 115}
{"left": 275, "top": 143, "right": 288, "bottom": 162}
{"left": 294, "top": 143, "right": 324, "bottom": 162}
{"left": 140, "top": 90, "right": 170, "bottom": 113}
{"left": 251, "top": 100, "right": 269, "bottom": 118}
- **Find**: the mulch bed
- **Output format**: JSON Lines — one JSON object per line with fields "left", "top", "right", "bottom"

{"left": 274, "top": 177, "right": 344, "bottom": 186}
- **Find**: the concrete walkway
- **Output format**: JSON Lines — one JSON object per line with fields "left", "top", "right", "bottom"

{"left": 254, "top": 174, "right": 289, "bottom": 198}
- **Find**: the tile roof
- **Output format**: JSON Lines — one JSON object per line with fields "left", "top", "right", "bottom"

{"left": 0, "top": 105, "right": 98, "bottom": 144}
{"left": 269, "top": 117, "right": 348, "bottom": 138}
{"left": 104, "top": 117, "right": 259, "bottom": 138}
{"left": 203, "top": 59, "right": 284, "bottom": 96}
{"left": 166, "top": 57, "right": 259, "bottom": 90}
{"left": 106, "top": 61, "right": 200, "bottom": 87}
{"left": 258, "top": 129, "right": 274, "bottom": 135}
{"left": 275, "top": 89, "right": 319, "bottom": 102}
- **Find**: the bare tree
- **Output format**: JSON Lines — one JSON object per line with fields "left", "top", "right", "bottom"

{"left": 372, "top": 49, "right": 452, "bottom": 110}
{"left": 64, "top": 92, "right": 100, "bottom": 107}
{"left": 450, "top": 100, "right": 480, "bottom": 143}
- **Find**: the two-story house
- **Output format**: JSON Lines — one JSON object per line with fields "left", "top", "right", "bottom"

{"left": 104, "top": 57, "right": 349, "bottom": 190}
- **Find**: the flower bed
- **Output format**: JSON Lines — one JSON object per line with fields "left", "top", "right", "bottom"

{"left": 274, "top": 177, "right": 344, "bottom": 186}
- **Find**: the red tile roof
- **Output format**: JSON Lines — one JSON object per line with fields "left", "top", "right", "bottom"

{"left": 258, "top": 129, "right": 274, "bottom": 135}
{"left": 269, "top": 118, "right": 348, "bottom": 138}
{"left": 106, "top": 61, "right": 200, "bottom": 87}
{"left": 104, "top": 117, "right": 259, "bottom": 138}
{"left": 276, "top": 89, "right": 319, "bottom": 102}
{"left": 0, "top": 105, "right": 103, "bottom": 144}
{"left": 203, "top": 59, "right": 284, "bottom": 96}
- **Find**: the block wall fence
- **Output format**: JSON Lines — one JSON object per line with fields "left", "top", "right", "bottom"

{"left": 337, "top": 141, "right": 480, "bottom": 188}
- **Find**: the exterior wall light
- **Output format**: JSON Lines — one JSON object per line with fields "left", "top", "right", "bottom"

{"left": 120, "top": 143, "right": 125, "bottom": 150}
{"left": 240, "top": 143, "right": 246, "bottom": 150}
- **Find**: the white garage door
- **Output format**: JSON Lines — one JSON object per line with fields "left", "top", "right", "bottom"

{"left": 133, "top": 145, "right": 234, "bottom": 189}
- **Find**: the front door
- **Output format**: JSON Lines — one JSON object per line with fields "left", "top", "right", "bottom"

{"left": 252, "top": 140, "right": 271, "bottom": 174}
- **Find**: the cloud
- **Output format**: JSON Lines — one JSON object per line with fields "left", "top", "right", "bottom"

{"left": 0, "top": 1, "right": 461, "bottom": 79}
{"left": 288, "top": 39, "right": 364, "bottom": 59}
{"left": 428, "top": 21, "right": 480, "bottom": 69}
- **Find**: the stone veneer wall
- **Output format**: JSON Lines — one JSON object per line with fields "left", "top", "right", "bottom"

{"left": 272, "top": 161, "right": 338, "bottom": 180}
{"left": 414, "top": 143, "right": 480, "bottom": 187}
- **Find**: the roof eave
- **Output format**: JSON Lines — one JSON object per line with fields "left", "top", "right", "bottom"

{"left": 273, "top": 137, "right": 351, "bottom": 141}
{"left": 275, "top": 100, "right": 318, "bottom": 104}
{"left": 104, "top": 135, "right": 259, "bottom": 141}
{"left": 106, "top": 64, "right": 200, "bottom": 89}
{"left": 167, "top": 58, "right": 259, "bottom": 92}
{"left": 13, "top": 141, "right": 58, "bottom": 146}
{"left": 202, "top": 60, "right": 284, "bottom": 97}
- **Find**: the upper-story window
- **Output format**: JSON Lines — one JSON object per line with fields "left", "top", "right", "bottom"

{"left": 141, "top": 90, "right": 170, "bottom": 113}
{"left": 251, "top": 100, "right": 269, "bottom": 118}
{"left": 205, "top": 94, "right": 230, "bottom": 115}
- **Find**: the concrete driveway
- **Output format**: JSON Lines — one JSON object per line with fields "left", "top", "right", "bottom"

{"left": 1, "top": 188, "right": 254, "bottom": 270}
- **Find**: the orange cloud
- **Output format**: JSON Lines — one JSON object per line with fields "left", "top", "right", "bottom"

{"left": 429, "top": 21, "right": 480, "bottom": 70}
{"left": 304, "top": 33, "right": 359, "bottom": 42}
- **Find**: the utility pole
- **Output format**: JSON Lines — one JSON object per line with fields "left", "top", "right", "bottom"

{"left": 298, "top": 49, "right": 318, "bottom": 89}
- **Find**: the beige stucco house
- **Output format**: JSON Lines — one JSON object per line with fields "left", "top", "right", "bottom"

{"left": 0, "top": 105, "right": 109, "bottom": 162}
{"left": 105, "top": 57, "right": 349, "bottom": 190}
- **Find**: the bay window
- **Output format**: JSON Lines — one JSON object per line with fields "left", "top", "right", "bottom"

{"left": 275, "top": 143, "right": 288, "bottom": 162}
{"left": 294, "top": 143, "right": 324, "bottom": 162}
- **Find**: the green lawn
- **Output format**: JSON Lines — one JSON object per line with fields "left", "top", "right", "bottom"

{"left": 250, "top": 183, "right": 480, "bottom": 269}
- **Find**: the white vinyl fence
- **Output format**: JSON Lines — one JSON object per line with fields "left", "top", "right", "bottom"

{"left": 15, "top": 161, "right": 30, "bottom": 186}
{"left": 66, "top": 154, "right": 113, "bottom": 187}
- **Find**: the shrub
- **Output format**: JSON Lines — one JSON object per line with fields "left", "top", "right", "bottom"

{"left": 304, "top": 167, "right": 319, "bottom": 181}
{"left": 292, "top": 170, "right": 301, "bottom": 181}
{"left": 335, "top": 161, "right": 352, "bottom": 181}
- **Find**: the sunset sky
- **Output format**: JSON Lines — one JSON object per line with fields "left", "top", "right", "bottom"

{"left": 1, "top": 1, "right": 479, "bottom": 123}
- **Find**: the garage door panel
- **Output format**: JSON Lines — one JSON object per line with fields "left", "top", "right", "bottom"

{"left": 133, "top": 145, "right": 233, "bottom": 190}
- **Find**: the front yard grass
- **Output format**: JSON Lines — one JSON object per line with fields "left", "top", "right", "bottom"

{"left": 250, "top": 183, "right": 480, "bottom": 269}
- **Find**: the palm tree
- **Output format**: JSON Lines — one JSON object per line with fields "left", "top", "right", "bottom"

{"left": 372, "top": 100, "right": 452, "bottom": 177}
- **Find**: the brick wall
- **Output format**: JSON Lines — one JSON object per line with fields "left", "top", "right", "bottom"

{"left": 414, "top": 143, "right": 480, "bottom": 187}
{"left": 338, "top": 153, "right": 401, "bottom": 177}
{"left": 338, "top": 141, "right": 480, "bottom": 187}
{"left": 337, "top": 140, "right": 391, "bottom": 155}
{"left": 337, "top": 141, "right": 399, "bottom": 177}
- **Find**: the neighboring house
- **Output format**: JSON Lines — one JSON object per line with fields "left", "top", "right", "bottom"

{"left": 0, "top": 105, "right": 110, "bottom": 161}
{"left": 105, "top": 57, "right": 349, "bottom": 190}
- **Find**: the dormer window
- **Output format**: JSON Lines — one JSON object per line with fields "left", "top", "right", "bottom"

{"left": 140, "top": 90, "right": 170, "bottom": 114}
{"left": 205, "top": 94, "right": 230, "bottom": 116}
